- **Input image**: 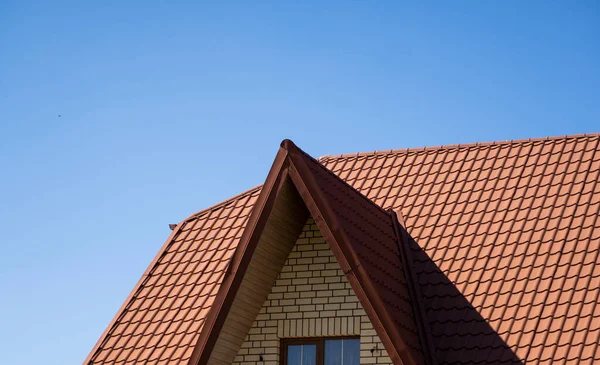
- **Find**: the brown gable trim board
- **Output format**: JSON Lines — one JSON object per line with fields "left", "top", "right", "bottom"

{"left": 187, "top": 144, "right": 292, "bottom": 365}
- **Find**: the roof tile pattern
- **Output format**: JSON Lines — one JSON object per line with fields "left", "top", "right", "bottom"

{"left": 87, "top": 188, "right": 261, "bottom": 365}
{"left": 320, "top": 134, "right": 600, "bottom": 365}
{"left": 293, "top": 147, "right": 427, "bottom": 364}
{"left": 86, "top": 134, "right": 600, "bottom": 365}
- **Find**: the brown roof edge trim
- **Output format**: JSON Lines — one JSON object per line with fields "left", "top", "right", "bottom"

{"left": 83, "top": 221, "right": 186, "bottom": 365}
{"left": 389, "top": 209, "right": 438, "bottom": 365}
{"left": 285, "top": 143, "right": 416, "bottom": 365}
{"left": 187, "top": 145, "right": 291, "bottom": 365}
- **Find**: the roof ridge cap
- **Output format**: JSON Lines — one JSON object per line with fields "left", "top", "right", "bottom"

{"left": 184, "top": 185, "right": 263, "bottom": 222}
{"left": 318, "top": 132, "right": 600, "bottom": 161}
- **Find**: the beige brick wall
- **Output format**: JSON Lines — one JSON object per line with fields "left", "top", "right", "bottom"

{"left": 232, "top": 217, "right": 393, "bottom": 365}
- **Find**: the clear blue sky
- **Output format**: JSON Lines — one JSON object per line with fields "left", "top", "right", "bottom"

{"left": 0, "top": 1, "right": 598, "bottom": 364}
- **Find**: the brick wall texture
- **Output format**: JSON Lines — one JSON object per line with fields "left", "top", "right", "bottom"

{"left": 232, "top": 217, "right": 393, "bottom": 365}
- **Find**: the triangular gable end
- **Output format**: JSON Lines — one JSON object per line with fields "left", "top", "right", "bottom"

{"left": 233, "top": 215, "right": 397, "bottom": 364}
{"left": 188, "top": 140, "right": 435, "bottom": 365}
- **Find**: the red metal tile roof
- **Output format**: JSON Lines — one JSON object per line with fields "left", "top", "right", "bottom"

{"left": 85, "top": 133, "right": 600, "bottom": 365}
{"left": 320, "top": 134, "right": 600, "bottom": 364}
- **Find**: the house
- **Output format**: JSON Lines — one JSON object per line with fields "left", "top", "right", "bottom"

{"left": 84, "top": 134, "right": 600, "bottom": 365}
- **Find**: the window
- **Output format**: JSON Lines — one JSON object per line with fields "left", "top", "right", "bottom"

{"left": 282, "top": 338, "right": 360, "bottom": 365}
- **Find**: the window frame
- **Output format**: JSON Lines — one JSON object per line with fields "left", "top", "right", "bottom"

{"left": 280, "top": 337, "right": 360, "bottom": 365}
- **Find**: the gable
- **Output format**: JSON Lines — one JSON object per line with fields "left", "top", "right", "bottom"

{"left": 233, "top": 217, "right": 394, "bottom": 365}
{"left": 188, "top": 140, "right": 430, "bottom": 365}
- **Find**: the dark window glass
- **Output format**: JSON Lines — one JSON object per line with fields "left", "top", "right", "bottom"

{"left": 324, "top": 340, "right": 342, "bottom": 365}
{"left": 288, "top": 345, "right": 302, "bottom": 365}
{"left": 283, "top": 337, "right": 359, "bottom": 365}
{"left": 341, "top": 339, "right": 359, "bottom": 365}
{"left": 287, "top": 344, "right": 317, "bottom": 365}
{"left": 324, "top": 339, "right": 359, "bottom": 365}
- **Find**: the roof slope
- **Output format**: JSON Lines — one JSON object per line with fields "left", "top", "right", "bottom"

{"left": 84, "top": 187, "right": 261, "bottom": 365}
{"left": 321, "top": 133, "right": 600, "bottom": 364}
{"left": 85, "top": 133, "right": 600, "bottom": 365}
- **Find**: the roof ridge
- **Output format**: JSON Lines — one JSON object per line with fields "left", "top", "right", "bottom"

{"left": 184, "top": 185, "right": 262, "bottom": 222}
{"left": 318, "top": 133, "right": 600, "bottom": 160}
{"left": 182, "top": 133, "right": 599, "bottom": 224}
